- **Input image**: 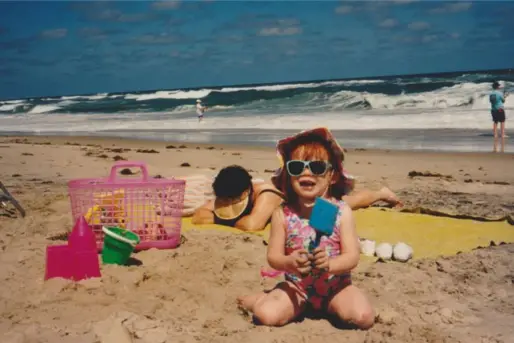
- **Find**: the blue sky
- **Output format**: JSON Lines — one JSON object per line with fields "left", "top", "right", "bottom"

{"left": 0, "top": 0, "right": 513, "bottom": 99}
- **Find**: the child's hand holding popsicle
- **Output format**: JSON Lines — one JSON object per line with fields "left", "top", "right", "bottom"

{"left": 311, "top": 247, "right": 330, "bottom": 271}
{"left": 285, "top": 249, "right": 312, "bottom": 277}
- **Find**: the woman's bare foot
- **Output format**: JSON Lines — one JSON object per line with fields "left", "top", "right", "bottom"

{"left": 379, "top": 187, "right": 403, "bottom": 207}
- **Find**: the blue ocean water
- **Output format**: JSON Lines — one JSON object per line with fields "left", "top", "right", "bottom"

{"left": 0, "top": 69, "right": 513, "bottom": 152}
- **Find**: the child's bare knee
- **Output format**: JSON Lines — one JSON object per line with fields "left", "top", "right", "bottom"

{"left": 253, "top": 303, "right": 289, "bottom": 326}
{"left": 353, "top": 307, "right": 375, "bottom": 330}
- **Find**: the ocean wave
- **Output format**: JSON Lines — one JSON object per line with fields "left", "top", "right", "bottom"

{"left": 326, "top": 82, "right": 501, "bottom": 110}
{"left": 41, "top": 93, "right": 108, "bottom": 101}
{"left": 0, "top": 103, "right": 25, "bottom": 111}
{"left": 0, "top": 72, "right": 512, "bottom": 121}
{"left": 28, "top": 104, "right": 62, "bottom": 114}
{"left": 217, "top": 79, "right": 384, "bottom": 93}
{"left": 120, "top": 79, "right": 387, "bottom": 102}
{"left": 125, "top": 90, "right": 212, "bottom": 101}
{"left": 0, "top": 99, "right": 25, "bottom": 105}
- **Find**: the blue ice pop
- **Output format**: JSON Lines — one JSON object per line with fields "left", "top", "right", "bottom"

{"left": 308, "top": 197, "right": 338, "bottom": 250}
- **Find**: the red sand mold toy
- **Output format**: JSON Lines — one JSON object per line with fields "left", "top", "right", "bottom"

{"left": 45, "top": 216, "right": 101, "bottom": 281}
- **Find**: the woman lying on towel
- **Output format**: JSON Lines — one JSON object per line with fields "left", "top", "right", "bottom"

{"left": 192, "top": 165, "right": 402, "bottom": 231}
{"left": 192, "top": 165, "right": 285, "bottom": 231}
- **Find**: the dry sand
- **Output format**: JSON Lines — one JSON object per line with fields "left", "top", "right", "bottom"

{"left": 0, "top": 136, "right": 513, "bottom": 343}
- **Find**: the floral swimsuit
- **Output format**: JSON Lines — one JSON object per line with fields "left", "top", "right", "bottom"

{"left": 283, "top": 200, "right": 352, "bottom": 310}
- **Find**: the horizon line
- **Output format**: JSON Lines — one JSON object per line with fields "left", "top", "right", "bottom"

{"left": 3, "top": 66, "right": 513, "bottom": 102}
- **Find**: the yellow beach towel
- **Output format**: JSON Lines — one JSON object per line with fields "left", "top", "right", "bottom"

{"left": 181, "top": 208, "right": 514, "bottom": 260}
{"left": 354, "top": 208, "right": 514, "bottom": 259}
{"left": 182, "top": 217, "right": 269, "bottom": 238}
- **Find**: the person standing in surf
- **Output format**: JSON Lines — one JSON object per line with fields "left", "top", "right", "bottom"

{"left": 196, "top": 99, "right": 206, "bottom": 122}
{"left": 489, "top": 81, "right": 507, "bottom": 152}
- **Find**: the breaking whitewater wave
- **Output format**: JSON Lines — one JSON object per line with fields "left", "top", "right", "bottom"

{"left": 1, "top": 71, "right": 511, "bottom": 116}
{"left": 0, "top": 70, "right": 512, "bottom": 134}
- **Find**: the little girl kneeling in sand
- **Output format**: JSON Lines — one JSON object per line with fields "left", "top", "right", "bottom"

{"left": 238, "top": 127, "right": 375, "bottom": 329}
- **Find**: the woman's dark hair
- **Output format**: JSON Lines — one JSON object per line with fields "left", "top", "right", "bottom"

{"left": 493, "top": 81, "right": 500, "bottom": 89}
{"left": 212, "top": 165, "right": 253, "bottom": 198}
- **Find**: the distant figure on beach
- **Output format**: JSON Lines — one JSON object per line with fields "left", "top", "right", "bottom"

{"left": 489, "top": 81, "right": 507, "bottom": 152}
{"left": 196, "top": 99, "right": 206, "bottom": 122}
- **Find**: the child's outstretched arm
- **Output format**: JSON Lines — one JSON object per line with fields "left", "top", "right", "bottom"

{"left": 328, "top": 204, "right": 360, "bottom": 275}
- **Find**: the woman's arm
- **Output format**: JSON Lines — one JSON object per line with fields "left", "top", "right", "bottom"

{"left": 191, "top": 200, "right": 215, "bottom": 224}
{"left": 266, "top": 207, "right": 290, "bottom": 271}
{"left": 235, "top": 190, "right": 283, "bottom": 231}
{"left": 328, "top": 204, "right": 360, "bottom": 275}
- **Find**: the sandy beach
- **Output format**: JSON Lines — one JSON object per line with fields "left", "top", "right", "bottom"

{"left": 1, "top": 135, "right": 513, "bottom": 343}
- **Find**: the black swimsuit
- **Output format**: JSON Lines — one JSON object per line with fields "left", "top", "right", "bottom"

{"left": 213, "top": 188, "right": 284, "bottom": 227}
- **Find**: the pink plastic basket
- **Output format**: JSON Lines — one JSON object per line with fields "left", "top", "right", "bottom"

{"left": 68, "top": 161, "right": 186, "bottom": 251}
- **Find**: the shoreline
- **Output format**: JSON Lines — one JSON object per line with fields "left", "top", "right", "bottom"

{"left": 1, "top": 128, "right": 513, "bottom": 155}
{"left": 1, "top": 134, "right": 513, "bottom": 158}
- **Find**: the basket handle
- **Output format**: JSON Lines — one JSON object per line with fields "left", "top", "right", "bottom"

{"left": 108, "top": 161, "right": 149, "bottom": 182}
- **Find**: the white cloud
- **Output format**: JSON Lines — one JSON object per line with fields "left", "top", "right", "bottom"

{"left": 422, "top": 34, "right": 438, "bottom": 43}
{"left": 407, "top": 21, "right": 430, "bottom": 31}
{"left": 335, "top": 5, "right": 353, "bottom": 14}
{"left": 392, "top": 35, "right": 412, "bottom": 43}
{"left": 78, "top": 27, "right": 110, "bottom": 40}
{"left": 258, "top": 26, "right": 302, "bottom": 37}
{"left": 151, "top": 1, "right": 181, "bottom": 10}
{"left": 379, "top": 19, "right": 399, "bottom": 28}
{"left": 41, "top": 28, "right": 68, "bottom": 39}
{"left": 430, "top": 2, "right": 472, "bottom": 14}
{"left": 449, "top": 2, "right": 472, "bottom": 11}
